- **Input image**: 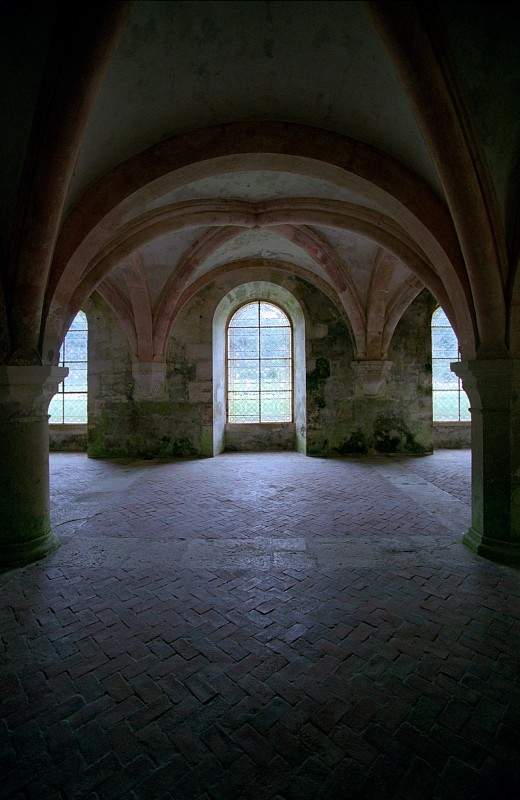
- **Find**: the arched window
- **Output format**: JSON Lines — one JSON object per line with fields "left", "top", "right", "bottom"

{"left": 227, "top": 300, "right": 292, "bottom": 423}
{"left": 49, "top": 311, "right": 88, "bottom": 424}
{"left": 431, "top": 307, "right": 470, "bottom": 421}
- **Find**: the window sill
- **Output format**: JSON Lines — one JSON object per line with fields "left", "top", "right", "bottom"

{"left": 49, "top": 424, "right": 87, "bottom": 432}
{"left": 226, "top": 422, "right": 295, "bottom": 428}
{"left": 433, "top": 421, "right": 471, "bottom": 427}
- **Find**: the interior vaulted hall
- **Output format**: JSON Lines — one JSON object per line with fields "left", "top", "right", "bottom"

{"left": 1, "top": 2, "right": 520, "bottom": 798}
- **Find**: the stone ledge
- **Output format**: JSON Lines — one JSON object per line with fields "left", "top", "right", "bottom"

{"left": 433, "top": 421, "right": 471, "bottom": 449}
{"left": 49, "top": 424, "right": 87, "bottom": 432}
{"left": 225, "top": 422, "right": 296, "bottom": 452}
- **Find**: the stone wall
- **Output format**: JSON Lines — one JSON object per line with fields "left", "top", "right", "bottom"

{"left": 305, "top": 287, "right": 435, "bottom": 456}
{"left": 81, "top": 278, "right": 436, "bottom": 459}
{"left": 86, "top": 293, "right": 213, "bottom": 458}
{"left": 225, "top": 423, "right": 295, "bottom": 452}
{"left": 433, "top": 422, "right": 471, "bottom": 449}
{"left": 49, "top": 425, "right": 87, "bottom": 452}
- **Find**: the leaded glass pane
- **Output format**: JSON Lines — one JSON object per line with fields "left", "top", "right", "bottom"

{"left": 431, "top": 306, "right": 471, "bottom": 423}
{"left": 432, "top": 359, "right": 458, "bottom": 390}
{"left": 48, "top": 394, "right": 63, "bottom": 424}
{"left": 69, "top": 310, "right": 88, "bottom": 331}
{"left": 432, "top": 307, "right": 451, "bottom": 327}
{"left": 460, "top": 390, "right": 471, "bottom": 421}
{"left": 228, "top": 328, "right": 259, "bottom": 358}
{"left": 228, "top": 392, "right": 260, "bottom": 422}
{"left": 432, "top": 328, "right": 458, "bottom": 359}
{"left": 63, "top": 331, "right": 87, "bottom": 362}
{"left": 261, "top": 359, "right": 291, "bottom": 391}
{"left": 228, "top": 360, "right": 259, "bottom": 392}
{"left": 260, "top": 328, "right": 290, "bottom": 358}
{"left": 66, "top": 364, "right": 88, "bottom": 391}
{"left": 227, "top": 301, "right": 292, "bottom": 423}
{"left": 63, "top": 394, "right": 88, "bottom": 423}
{"left": 261, "top": 391, "right": 292, "bottom": 422}
{"left": 433, "top": 391, "right": 459, "bottom": 421}
{"left": 260, "top": 302, "right": 288, "bottom": 327}
{"left": 229, "top": 303, "right": 259, "bottom": 327}
{"left": 52, "top": 311, "right": 88, "bottom": 425}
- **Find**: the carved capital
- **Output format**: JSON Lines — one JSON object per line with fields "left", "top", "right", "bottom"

{"left": 451, "top": 359, "right": 520, "bottom": 411}
{"left": 351, "top": 360, "right": 393, "bottom": 397}
{"left": 0, "top": 366, "right": 68, "bottom": 419}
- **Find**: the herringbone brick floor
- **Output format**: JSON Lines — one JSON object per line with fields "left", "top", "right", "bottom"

{"left": 1, "top": 450, "right": 520, "bottom": 799}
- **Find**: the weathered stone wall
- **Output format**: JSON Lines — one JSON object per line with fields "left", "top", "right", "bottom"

{"left": 86, "top": 293, "right": 213, "bottom": 458}
{"left": 83, "top": 279, "right": 435, "bottom": 459}
{"left": 225, "top": 423, "right": 295, "bottom": 452}
{"left": 49, "top": 425, "right": 87, "bottom": 452}
{"left": 305, "top": 288, "right": 435, "bottom": 456}
{"left": 433, "top": 422, "right": 471, "bottom": 449}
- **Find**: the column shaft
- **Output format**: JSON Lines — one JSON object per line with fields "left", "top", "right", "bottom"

{"left": 0, "top": 366, "right": 67, "bottom": 568}
{"left": 452, "top": 359, "right": 520, "bottom": 563}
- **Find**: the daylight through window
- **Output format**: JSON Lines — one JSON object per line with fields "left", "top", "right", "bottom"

{"left": 431, "top": 307, "right": 470, "bottom": 421}
{"left": 227, "top": 301, "right": 292, "bottom": 423}
{"left": 49, "top": 311, "right": 88, "bottom": 424}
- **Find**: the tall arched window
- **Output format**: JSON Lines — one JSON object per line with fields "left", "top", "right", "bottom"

{"left": 227, "top": 301, "right": 292, "bottom": 423}
{"left": 431, "top": 307, "right": 470, "bottom": 421}
{"left": 49, "top": 311, "right": 88, "bottom": 424}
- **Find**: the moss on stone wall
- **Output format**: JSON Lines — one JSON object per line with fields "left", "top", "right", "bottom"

{"left": 306, "top": 356, "right": 331, "bottom": 409}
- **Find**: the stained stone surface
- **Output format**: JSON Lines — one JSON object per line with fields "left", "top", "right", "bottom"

{"left": 1, "top": 450, "right": 520, "bottom": 799}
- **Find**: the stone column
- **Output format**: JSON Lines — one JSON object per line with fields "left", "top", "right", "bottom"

{"left": 131, "top": 361, "right": 168, "bottom": 401}
{"left": 451, "top": 359, "right": 520, "bottom": 564}
{"left": 0, "top": 365, "right": 67, "bottom": 568}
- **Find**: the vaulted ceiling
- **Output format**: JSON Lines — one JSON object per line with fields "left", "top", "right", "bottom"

{"left": 2, "top": 1, "right": 519, "bottom": 366}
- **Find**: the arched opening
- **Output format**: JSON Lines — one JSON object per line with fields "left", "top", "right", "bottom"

{"left": 48, "top": 309, "right": 88, "bottom": 453}
{"left": 213, "top": 281, "right": 306, "bottom": 455}
{"left": 227, "top": 301, "right": 292, "bottom": 424}
{"left": 49, "top": 310, "right": 88, "bottom": 424}
{"left": 431, "top": 306, "right": 471, "bottom": 449}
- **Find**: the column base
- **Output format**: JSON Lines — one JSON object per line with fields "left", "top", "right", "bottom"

{"left": 463, "top": 527, "right": 520, "bottom": 565}
{"left": 0, "top": 529, "right": 60, "bottom": 570}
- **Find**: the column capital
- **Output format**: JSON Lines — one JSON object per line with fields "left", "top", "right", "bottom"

{"left": 451, "top": 358, "right": 520, "bottom": 409}
{"left": 0, "top": 365, "right": 68, "bottom": 417}
{"left": 132, "top": 361, "right": 168, "bottom": 401}
{"left": 351, "top": 360, "right": 393, "bottom": 396}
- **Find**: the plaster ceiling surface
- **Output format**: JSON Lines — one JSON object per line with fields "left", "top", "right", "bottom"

{"left": 150, "top": 169, "right": 374, "bottom": 208}
{"left": 68, "top": 0, "right": 441, "bottom": 206}
{"left": 136, "top": 229, "right": 204, "bottom": 303}
{"left": 314, "top": 228, "right": 382, "bottom": 302}
{"left": 188, "top": 228, "right": 325, "bottom": 282}
{"left": 130, "top": 226, "right": 331, "bottom": 306}
{"left": 112, "top": 219, "right": 419, "bottom": 311}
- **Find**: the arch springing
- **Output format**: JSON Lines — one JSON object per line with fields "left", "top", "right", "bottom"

{"left": 431, "top": 307, "right": 470, "bottom": 421}
{"left": 49, "top": 311, "right": 88, "bottom": 424}
{"left": 227, "top": 301, "right": 292, "bottom": 423}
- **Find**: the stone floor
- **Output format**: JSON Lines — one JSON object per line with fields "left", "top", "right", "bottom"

{"left": 1, "top": 450, "right": 520, "bottom": 799}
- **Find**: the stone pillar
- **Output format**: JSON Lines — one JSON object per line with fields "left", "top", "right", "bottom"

{"left": 131, "top": 362, "right": 168, "bottom": 401}
{"left": 0, "top": 365, "right": 67, "bottom": 568}
{"left": 451, "top": 359, "right": 520, "bottom": 564}
{"left": 351, "top": 360, "right": 393, "bottom": 396}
